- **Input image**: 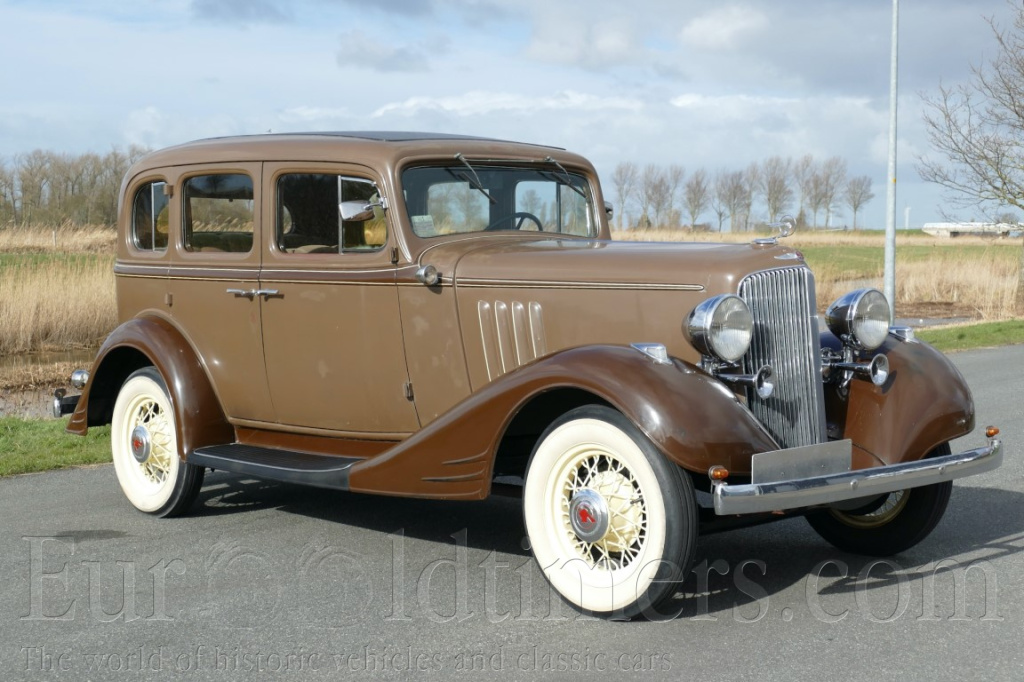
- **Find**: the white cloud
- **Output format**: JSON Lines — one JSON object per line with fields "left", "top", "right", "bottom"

{"left": 372, "top": 90, "right": 643, "bottom": 118}
{"left": 680, "top": 5, "right": 768, "bottom": 50}
{"left": 336, "top": 30, "right": 449, "bottom": 73}
{"left": 524, "top": 10, "right": 642, "bottom": 69}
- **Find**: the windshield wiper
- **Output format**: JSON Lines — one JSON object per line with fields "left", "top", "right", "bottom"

{"left": 453, "top": 153, "right": 496, "bottom": 204}
{"left": 543, "top": 156, "right": 587, "bottom": 199}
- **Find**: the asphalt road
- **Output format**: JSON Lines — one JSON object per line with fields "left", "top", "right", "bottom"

{"left": 2, "top": 345, "right": 1022, "bottom": 681}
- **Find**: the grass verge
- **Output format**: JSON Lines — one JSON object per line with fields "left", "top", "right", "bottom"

{"left": 916, "top": 320, "right": 1024, "bottom": 352}
{"left": 0, "top": 418, "right": 110, "bottom": 477}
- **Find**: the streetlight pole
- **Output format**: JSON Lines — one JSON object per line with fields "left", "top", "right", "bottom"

{"left": 884, "top": 0, "right": 899, "bottom": 322}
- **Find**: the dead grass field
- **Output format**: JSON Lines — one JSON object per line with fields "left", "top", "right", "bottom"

{"left": 614, "top": 228, "right": 1023, "bottom": 320}
{"left": 0, "top": 224, "right": 1021, "bottom": 392}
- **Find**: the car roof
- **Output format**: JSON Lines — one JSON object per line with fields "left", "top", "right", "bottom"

{"left": 125, "top": 131, "right": 578, "bottom": 179}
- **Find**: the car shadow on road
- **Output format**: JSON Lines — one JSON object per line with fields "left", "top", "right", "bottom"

{"left": 191, "top": 474, "right": 1024, "bottom": 620}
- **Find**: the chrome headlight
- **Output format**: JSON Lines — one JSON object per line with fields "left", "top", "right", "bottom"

{"left": 686, "top": 294, "right": 753, "bottom": 364}
{"left": 826, "top": 289, "right": 891, "bottom": 350}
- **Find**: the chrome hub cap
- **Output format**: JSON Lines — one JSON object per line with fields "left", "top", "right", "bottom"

{"left": 560, "top": 450, "right": 648, "bottom": 571}
{"left": 130, "top": 424, "right": 152, "bottom": 464}
{"left": 569, "top": 488, "right": 610, "bottom": 543}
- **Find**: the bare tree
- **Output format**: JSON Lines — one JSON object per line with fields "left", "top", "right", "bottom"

{"left": 794, "top": 154, "right": 816, "bottom": 224}
{"left": 640, "top": 164, "right": 673, "bottom": 227}
{"left": 665, "top": 164, "right": 686, "bottom": 227}
{"left": 710, "top": 170, "right": 730, "bottom": 231}
{"left": 844, "top": 176, "right": 875, "bottom": 230}
{"left": 740, "top": 163, "right": 761, "bottom": 230}
{"left": 759, "top": 156, "right": 793, "bottom": 223}
{"left": 919, "top": 8, "right": 1024, "bottom": 310}
{"left": 720, "top": 170, "right": 749, "bottom": 232}
{"left": 610, "top": 161, "right": 638, "bottom": 229}
{"left": 0, "top": 158, "right": 16, "bottom": 224}
{"left": 819, "top": 156, "right": 847, "bottom": 228}
{"left": 683, "top": 168, "right": 709, "bottom": 228}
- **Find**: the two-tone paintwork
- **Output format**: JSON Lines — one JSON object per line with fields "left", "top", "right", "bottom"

{"left": 68, "top": 133, "right": 976, "bottom": 500}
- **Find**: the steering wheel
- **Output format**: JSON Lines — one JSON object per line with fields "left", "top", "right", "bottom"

{"left": 484, "top": 211, "right": 543, "bottom": 232}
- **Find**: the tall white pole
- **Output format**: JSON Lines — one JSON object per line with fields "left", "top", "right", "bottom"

{"left": 884, "top": 0, "right": 899, "bottom": 322}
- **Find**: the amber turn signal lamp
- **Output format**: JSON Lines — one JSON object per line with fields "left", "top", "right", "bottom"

{"left": 708, "top": 465, "right": 729, "bottom": 482}
{"left": 985, "top": 426, "right": 1000, "bottom": 438}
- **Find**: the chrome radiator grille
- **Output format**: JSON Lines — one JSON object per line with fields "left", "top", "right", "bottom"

{"left": 739, "top": 267, "right": 826, "bottom": 449}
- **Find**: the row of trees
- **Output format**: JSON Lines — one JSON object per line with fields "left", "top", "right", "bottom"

{"left": 0, "top": 147, "right": 148, "bottom": 227}
{"left": 609, "top": 156, "right": 875, "bottom": 232}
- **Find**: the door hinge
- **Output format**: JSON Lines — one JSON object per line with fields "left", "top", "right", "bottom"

{"left": 390, "top": 247, "right": 399, "bottom": 265}
{"left": 404, "top": 382, "right": 414, "bottom": 401}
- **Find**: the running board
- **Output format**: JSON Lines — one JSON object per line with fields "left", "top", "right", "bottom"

{"left": 189, "top": 444, "right": 361, "bottom": 491}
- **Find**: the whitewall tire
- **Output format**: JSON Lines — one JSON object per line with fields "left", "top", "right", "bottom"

{"left": 524, "top": 405, "right": 697, "bottom": 619}
{"left": 111, "top": 367, "right": 204, "bottom": 517}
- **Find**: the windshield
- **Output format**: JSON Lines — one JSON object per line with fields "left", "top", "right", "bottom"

{"left": 401, "top": 164, "right": 597, "bottom": 238}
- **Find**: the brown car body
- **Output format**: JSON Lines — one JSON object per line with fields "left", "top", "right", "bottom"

{"left": 61, "top": 132, "right": 1002, "bottom": 619}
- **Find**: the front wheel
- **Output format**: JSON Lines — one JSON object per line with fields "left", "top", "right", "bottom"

{"left": 111, "top": 367, "right": 204, "bottom": 517}
{"left": 806, "top": 443, "right": 953, "bottom": 556}
{"left": 523, "top": 405, "right": 697, "bottom": 620}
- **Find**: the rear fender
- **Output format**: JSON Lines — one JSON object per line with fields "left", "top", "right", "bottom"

{"left": 67, "top": 316, "right": 233, "bottom": 459}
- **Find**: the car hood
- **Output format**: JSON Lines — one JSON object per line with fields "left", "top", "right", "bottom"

{"left": 419, "top": 236, "right": 804, "bottom": 294}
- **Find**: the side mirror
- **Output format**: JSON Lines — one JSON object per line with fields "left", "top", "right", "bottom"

{"left": 339, "top": 201, "right": 376, "bottom": 222}
{"left": 604, "top": 201, "right": 614, "bottom": 219}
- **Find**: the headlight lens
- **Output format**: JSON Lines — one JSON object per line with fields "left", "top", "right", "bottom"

{"left": 826, "top": 289, "right": 891, "bottom": 350}
{"left": 686, "top": 295, "right": 753, "bottom": 363}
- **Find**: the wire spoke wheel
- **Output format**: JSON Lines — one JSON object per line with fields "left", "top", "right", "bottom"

{"left": 111, "top": 368, "right": 204, "bottom": 517}
{"left": 524, "top": 405, "right": 696, "bottom": 620}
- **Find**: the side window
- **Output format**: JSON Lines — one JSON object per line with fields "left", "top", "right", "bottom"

{"left": 131, "top": 181, "right": 169, "bottom": 251}
{"left": 183, "top": 174, "right": 254, "bottom": 253}
{"left": 276, "top": 173, "right": 386, "bottom": 254}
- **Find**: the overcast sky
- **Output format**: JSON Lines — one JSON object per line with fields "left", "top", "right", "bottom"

{"left": 0, "top": 0, "right": 1017, "bottom": 228}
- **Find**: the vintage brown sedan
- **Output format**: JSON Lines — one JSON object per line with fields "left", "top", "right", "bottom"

{"left": 56, "top": 132, "right": 1003, "bottom": 619}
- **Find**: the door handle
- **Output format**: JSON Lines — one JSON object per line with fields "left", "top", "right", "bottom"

{"left": 227, "top": 288, "right": 280, "bottom": 299}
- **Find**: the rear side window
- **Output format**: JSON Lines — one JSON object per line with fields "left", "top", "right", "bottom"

{"left": 276, "top": 173, "right": 386, "bottom": 254}
{"left": 131, "top": 181, "right": 169, "bottom": 251}
{"left": 183, "top": 174, "right": 254, "bottom": 253}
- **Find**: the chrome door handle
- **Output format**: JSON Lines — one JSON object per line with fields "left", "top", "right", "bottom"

{"left": 226, "top": 288, "right": 256, "bottom": 298}
{"left": 254, "top": 289, "right": 280, "bottom": 297}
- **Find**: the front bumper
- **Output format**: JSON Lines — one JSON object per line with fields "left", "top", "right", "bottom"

{"left": 713, "top": 439, "right": 1003, "bottom": 515}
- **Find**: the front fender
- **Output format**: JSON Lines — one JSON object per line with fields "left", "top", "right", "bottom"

{"left": 348, "top": 344, "right": 779, "bottom": 499}
{"left": 66, "top": 316, "right": 233, "bottom": 459}
{"left": 822, "top": 331, "right": 975, "bottom": 468}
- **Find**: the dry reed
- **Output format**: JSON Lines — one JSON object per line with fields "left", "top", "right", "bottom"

{"left": 0, "top": 223, "right": 117, "bottom": 254}
{"left": 614, "top": 228, "right": 1023, "bottom": 319}
{"left": 0, "top": 256, "right": 116, "bottom": 356}
{"left": 0, "top": 225, "right": 1019, "bottom": 363}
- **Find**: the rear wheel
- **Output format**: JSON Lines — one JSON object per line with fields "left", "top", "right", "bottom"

{"left": 806, "top": 443, "right": 953, "bottom": 556}
{"left": 523, "top": 405, "right": 697, "bottom": 619}
{"left": 111, "top": 368, "right": 204, "bottom": 517}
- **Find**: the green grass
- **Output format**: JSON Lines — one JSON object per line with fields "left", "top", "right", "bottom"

{"left": 0, "top": 418, "right": 110, "bottom": 476}
{"left": 798, "top": 243, "right": 1020, "bottom": 280}
{"left": 917, "top": 320, "right": 1024, "bottom": 352}
{"left": 0, "top": 252, "right": 111, "bottom": 268}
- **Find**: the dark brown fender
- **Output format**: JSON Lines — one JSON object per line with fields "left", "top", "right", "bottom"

{"left": 348, "top": 345, "right": 780, "bottom": 500}
{"left": 66, "top": 316, "right": 234, "bottom": 459}
{"left": 822, "top": 332, "right": 975, "bottom": 469}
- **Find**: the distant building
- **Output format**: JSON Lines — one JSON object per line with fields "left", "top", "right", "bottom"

{"left": 922, "top": 222, "right": 1021, "bottom": 238}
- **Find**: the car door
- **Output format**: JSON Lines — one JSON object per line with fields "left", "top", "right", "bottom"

{"left": 258, "top": 163, "right": 420, "bottom": 435}
{"left": 166, "top": 163, "right": 275, "bottom": 422}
